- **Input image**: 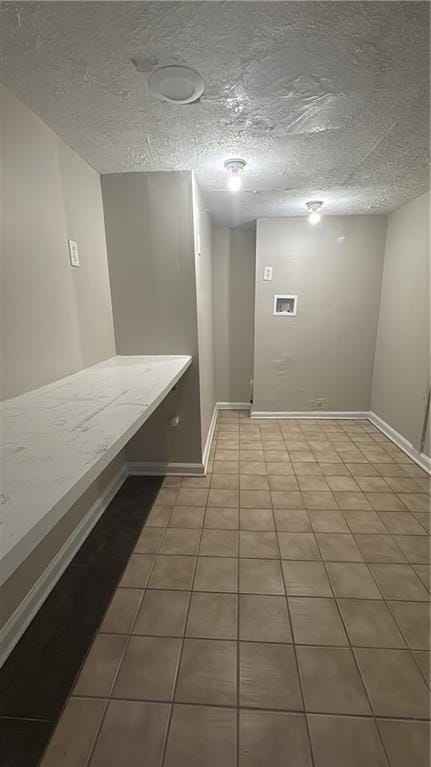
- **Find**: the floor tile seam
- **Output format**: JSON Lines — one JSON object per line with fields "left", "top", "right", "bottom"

{"left": 101, "top": 532, "right": 166, "bottom": 726}
{"left": 155, "top": 496, "right": 418, "bottom": 515}
{"left": 45, "top": 511, "right": 159, "bottom": 766}
{"left": 334, "top": 595, "right": 403, "bottom": 733}
{"left": 90, "top": 539, "right": 165, "bottom": 749}
{"left": 412, "top": 515, "right": 431, "bottom": 535}
{"left": 305, "top": 711, "right": 390, "bottom": 767}
{"left": 317, "top": 549, "right": 386, "bottom": 698}
{"left": 327, "top": 553, "right": 388, "bottom": 602}
{"left": 270, "top": 501, "right": 317, "bottom": 767}
{"left": 348, "top": 643, "right": 423, "bottom": 766}
{"left": 312, "top": 532, "right": 364, "bottom": 565}
{"left": 356, "top": 527, "right": 430, "bottom": 542}
{"left": 130, "top": 530, "right": 165, "bottom": 620}
{"left": 335, "top": 595, "right": 413, "bottom": 650}
{"left": 109, "top": 582, "right": 429, "bottom": 602}
{"left": 373, "top": 528, "right": 430, "bottom": 565}
{"left": 127, "top": 538, "right": 164, "bottom": 628}
{"left": 96, "top": 628, "right": 426, "bottom": 653}
{"left": 307, "top": 557, "right": 355, "bottom": 655}
{"left": 383, "top": 599, "right": 430, "bottom": 655}
{"left": 160, "top": 507, "right": 428, "bottom": 529}
{"left": 159, "top": 503, "right": 207, "bottom": 767}
{"left": 164, "top": 542, "right": 431, "bottom": 567}
{"left": 376, "top": 513, "right": 429, "bottom": 539}
{"left": 79, "top": 697, "right": 110, "bottom": 767}
{"left": 73, "top": 693, "right": 429, "bottom": 718}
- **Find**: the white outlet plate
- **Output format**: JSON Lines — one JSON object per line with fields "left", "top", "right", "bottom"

{"left": 264, "top": 266, "right": 273, "bottom": 280}
{"left": 68, "top": 239, "right": 80, "bottom": 267}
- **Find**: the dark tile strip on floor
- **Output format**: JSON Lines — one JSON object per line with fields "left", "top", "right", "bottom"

{"left": 0, "top": 475, "right": 162, "bottom": 767}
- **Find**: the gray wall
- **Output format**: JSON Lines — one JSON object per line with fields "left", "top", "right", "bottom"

{"left": 0, "top": 86, "right": 123, "bottom": 640}
{"left": 253, "top": 216, "right": 387, "bottom": 413}
{"left": 213, "top": 226, "right": 256, "bottom": 403}
{"left": 101, "top": 171, "right": 202, "bottom": 464}
{"left": 371, "top": 191, "right": 430, "bottom": 454}
{"left": 192, "top": 177, "right": 217, "bottom": 448}
{"left": 0, "top": 84, "right": 116, "bottom": 400}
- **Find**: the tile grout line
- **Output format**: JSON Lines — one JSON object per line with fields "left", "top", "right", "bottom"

{"left": 153, "top": 485, "right": 186, "bottom": 767}
{"left": 85, "top": 500, "right": 166, "bottom": 767}
{"left": 63, "top": 692, "right": 431, "bottom": 722}
{"left": 92, "top": 630, "right": 430, "bottom": 656}
{"left": 138, "top": 539, "right": 428, "bottom": 557}
{"left": 114, "top": 582, "right": 429, "bottom": 603}
{"left": 159, "top": 484, "right": 206, "bottom": 767}
{"left": 271, "top": 495, "right": 317, "bottom": 767}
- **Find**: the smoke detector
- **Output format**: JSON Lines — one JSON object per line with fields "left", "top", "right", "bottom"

{"left": 148, "top": 64, "right": 205, "bottom": 104}
{"left": 224, "top": 158, "right": 247, "bottom": 191}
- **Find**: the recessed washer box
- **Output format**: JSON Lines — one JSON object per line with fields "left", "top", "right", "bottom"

{"left": 273, "top": 294, "right": 297, "bottom": 316}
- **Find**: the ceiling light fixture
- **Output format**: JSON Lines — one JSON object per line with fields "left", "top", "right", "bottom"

{"left": 306, "top": 200, "right": 323, "bottom": 225}
{"left": 224, "top": 158, "right": 247, "bottom": 192}
{"left": 148, "top": 64, "right": 205, "bottom": 104}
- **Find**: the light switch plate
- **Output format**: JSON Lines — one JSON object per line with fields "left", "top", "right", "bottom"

{"left": 263, "top": 266, "right": 273, "bottom": 280}
{"left": 68, "top": 239, "right": 80, "bottom": 267}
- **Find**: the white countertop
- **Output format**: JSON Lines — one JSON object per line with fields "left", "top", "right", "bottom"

{"left": 0, "top": 355, "right": 192, "bottom": 583}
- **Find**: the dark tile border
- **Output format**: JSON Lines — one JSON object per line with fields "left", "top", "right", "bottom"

{"left": 0, "top": 476, "right": 162, "bottom": 767}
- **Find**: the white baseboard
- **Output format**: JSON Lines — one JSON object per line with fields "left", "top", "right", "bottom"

{"left": 368, "top": 411, "right": 431, "bottom": 474}
{"left": 128, "top": 401, "right": 252, "bottom": 476}
{"left": 217, "top": 401, "right": 251, "bottom": 410}
{"left": 419, "top": 452, "right": 431, "bottom": 472}
{"left": 251, "top": 410, "right": 369, "bottom": 420}
{"left": 202, "top": 403, "right": 218, "bottom": 473}
{"left": 0, "top": 463, "right": 128, "bottom": 669}
{"left": 128, "top": 461, "right": 205, "bottom": 476}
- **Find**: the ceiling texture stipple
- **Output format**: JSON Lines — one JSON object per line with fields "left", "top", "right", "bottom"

{"left": 0, "top": 1, "right": 429, "bottom": 226}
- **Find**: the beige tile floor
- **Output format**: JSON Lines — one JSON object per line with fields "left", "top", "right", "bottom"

{"left": 41, "top": 412, "right": 430, "bottom": 767}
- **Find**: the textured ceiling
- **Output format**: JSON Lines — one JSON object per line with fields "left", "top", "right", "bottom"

{"left": 0, "top": 1, "right": 429, "bottom": 226}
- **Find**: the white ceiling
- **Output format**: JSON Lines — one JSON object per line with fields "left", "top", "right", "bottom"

{"left": 0, "top": 1, "right": 429, "bottom": 226}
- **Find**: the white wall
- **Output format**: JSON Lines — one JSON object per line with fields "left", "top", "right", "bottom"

{"left": 371, "top": 191, "right": 430, "bottom": 455}
{"left": 101, "top": 171, "right": 202, "bottom": 465}
{"left": 192, "top": 177, "right": 217, "bottom": 449}
{"left": 0, "top": 84, "right": 116, "bottom": 400}
{"left": 213, "top": 226, "right": 256, "bottom": 404}
{"left": 253, "top": 216, "right": 387, "bottom": 413}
